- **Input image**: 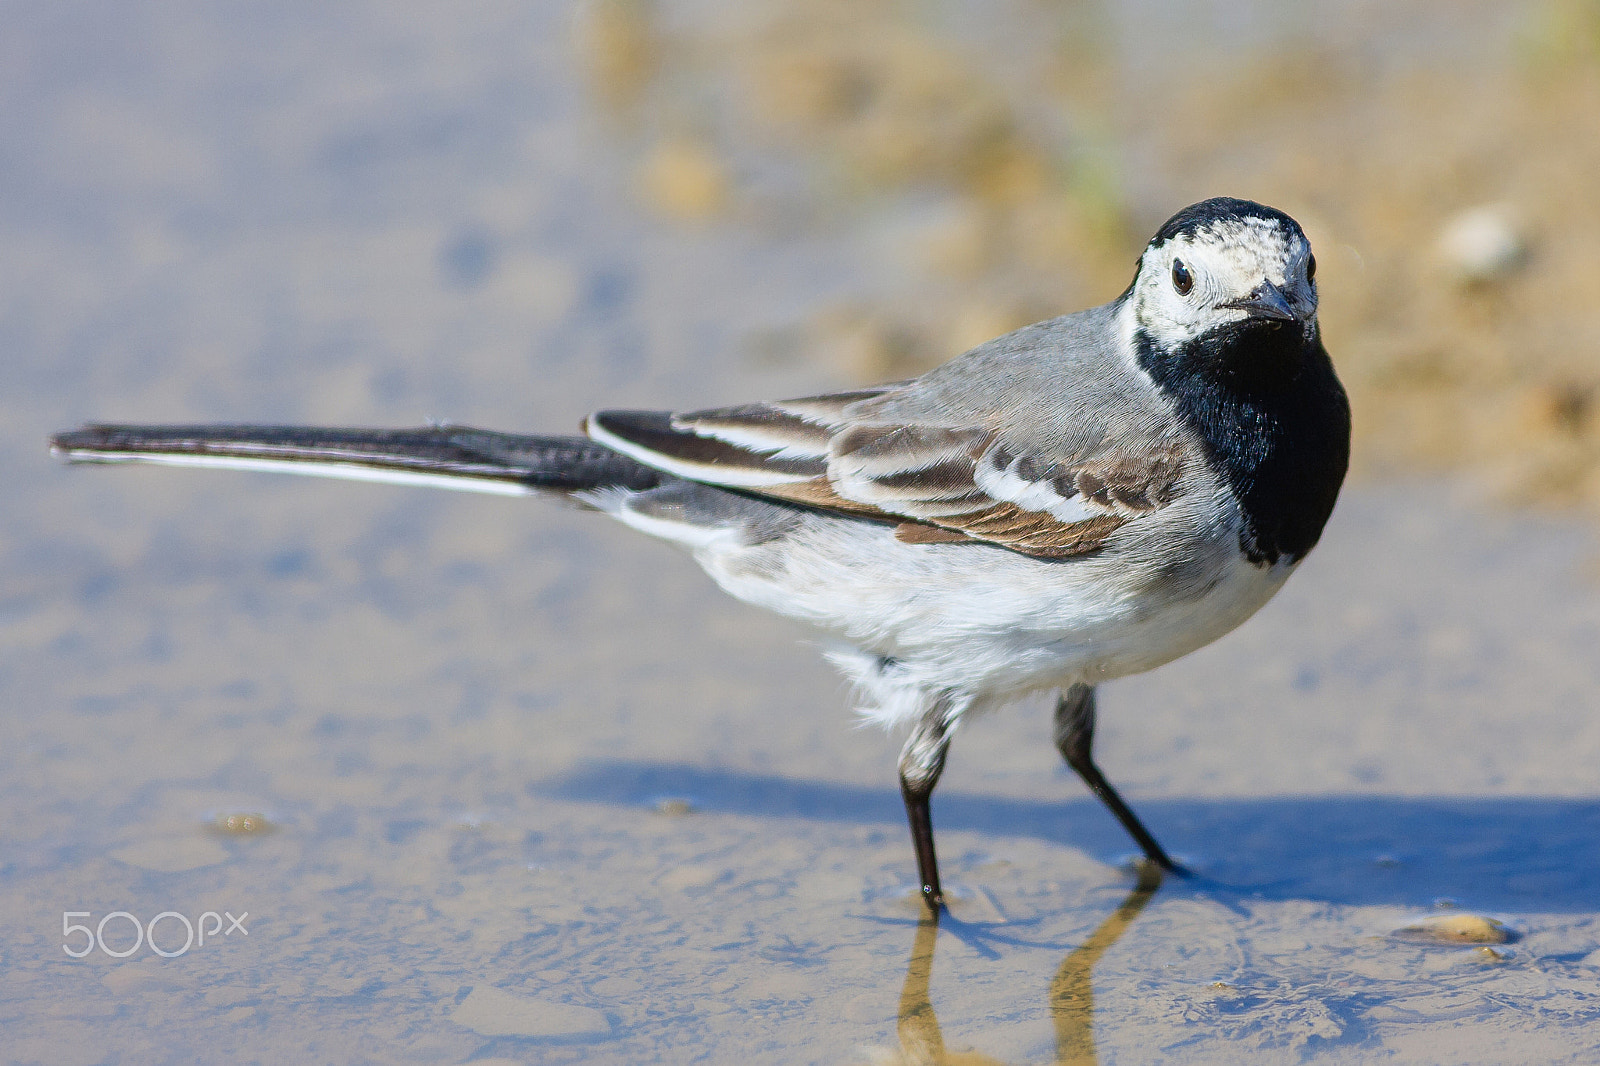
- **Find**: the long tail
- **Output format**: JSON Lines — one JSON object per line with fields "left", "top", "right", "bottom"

{"left": 49, "top": 423, "right": 665, "bottom": 497}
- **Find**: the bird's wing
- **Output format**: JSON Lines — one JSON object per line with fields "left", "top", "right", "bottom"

{"left": 584, "top": 385, "right": 1188, "bottom": 559}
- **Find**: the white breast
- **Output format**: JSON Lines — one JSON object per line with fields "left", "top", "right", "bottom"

{"left": 643, "top": 491, "right": 1293, "bottom": 726}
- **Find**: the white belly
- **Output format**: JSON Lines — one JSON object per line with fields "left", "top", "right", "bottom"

{"left": 681, "top": 505, "right": 1292, "bottom": 716}
{"left": 596, "top": 479, "right": 1294, "bottom": 727}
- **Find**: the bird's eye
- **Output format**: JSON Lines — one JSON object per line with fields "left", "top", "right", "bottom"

{"left": 1171, "top": 259, "right": 1193, "bottom": 296}
{"left": 1305, "top": 253, "right": 1317, "bottom": 282}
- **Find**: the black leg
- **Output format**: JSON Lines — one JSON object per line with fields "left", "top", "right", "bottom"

{"left": 898, "top": 712, "right": 953, "bottom": 912}
{"left": 1054, "top": 685, "right": 1184, "bottom": 873}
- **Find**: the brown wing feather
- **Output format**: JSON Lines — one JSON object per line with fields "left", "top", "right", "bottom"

{"left": 588, "top": 394, "right": 1188, "bottom": 560}
{"left": 761, "top": 475, "right": 1134, "bottom": 557}
{"left": 893, "top": 522, "right": 969, "bottom": 545}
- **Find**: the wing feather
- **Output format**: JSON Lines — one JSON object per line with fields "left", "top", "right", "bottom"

{"left": 672, "top": 403, "right": 834, "bottom": 460}
{"left": 587, "top": 389, "right": 1189, "bottom": 559}
{"left": 585, "top": 410, "right": 825, "bottom": 487}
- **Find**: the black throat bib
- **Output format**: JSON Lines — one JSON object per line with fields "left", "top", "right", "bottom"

{"left": 1136, "top": 319, "right": 1351, "bottom": 566}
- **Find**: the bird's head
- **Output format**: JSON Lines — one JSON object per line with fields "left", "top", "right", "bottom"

{"left": 1129, "top": 198, "right": 1318, "bottom": 353}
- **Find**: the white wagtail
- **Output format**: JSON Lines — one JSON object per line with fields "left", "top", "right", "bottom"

{"left": 53, "top": 197, "right": 1350, "bottom": 910}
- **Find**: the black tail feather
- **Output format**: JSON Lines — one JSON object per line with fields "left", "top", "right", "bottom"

{"left": 50, "top": 423, "right": 665, "bottom": 493}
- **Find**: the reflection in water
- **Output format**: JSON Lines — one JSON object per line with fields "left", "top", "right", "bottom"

{"left": 894, "top": 863, "right": 1164, "bottom": 1066}
{"left": 1048, "top": 863, "right": 1164, "bottom": 1065}
{"left": 896, "top": 916, "right": 1009, "bottom": 1066}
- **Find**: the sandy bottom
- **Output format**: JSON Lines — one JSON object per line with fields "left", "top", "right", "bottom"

{"left": 5, "top": 2, "right": 1600, "bottom": 1062}
{"left": 6, "top": 476, "right": 1600, "bottom": 1063}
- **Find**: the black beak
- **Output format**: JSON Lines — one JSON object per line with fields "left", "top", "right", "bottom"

{"left": 1218, "top": 279, "right": 1298, "bottom": 322}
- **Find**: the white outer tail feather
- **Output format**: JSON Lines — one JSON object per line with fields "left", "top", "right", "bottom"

{"left": 50, "top": 449, "right": 538, "bottom": 496}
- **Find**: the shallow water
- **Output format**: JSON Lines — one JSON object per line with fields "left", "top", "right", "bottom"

{"left": 4, "top": 2, "right": 1600, "bottom": 1063}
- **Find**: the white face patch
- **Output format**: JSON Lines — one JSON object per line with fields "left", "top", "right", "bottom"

{"left": 1131, "top": 215, "right": 1317, "bottom": 351}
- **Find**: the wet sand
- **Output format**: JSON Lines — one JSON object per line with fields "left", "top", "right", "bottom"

{"left": 4, "top": 2, "right": 1600, "bottom": 1062}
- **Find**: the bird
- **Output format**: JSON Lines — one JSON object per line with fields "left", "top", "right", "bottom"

{"left": 52, "top": 197, "right": 1350, "bottom": 912}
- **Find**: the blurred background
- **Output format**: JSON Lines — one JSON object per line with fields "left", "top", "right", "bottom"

{"left": 6, "top": 1, "right": 1600, "bottom": 1062}
{"left": 8, "top": 0, "right": 1600, "bottom": 503}
{"left": 583, "top": 0, "right": 1600, "bottom": 506}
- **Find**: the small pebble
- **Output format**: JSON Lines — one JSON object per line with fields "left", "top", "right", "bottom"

{"left": 212, "top": 812, "right": 274, "bottom": 835}
{"left": 1437, "top": 204, "right": 1526, "bottom": 283}
{"left": 1391, "top": 913, "right": 1511, "bottom": 944}
{"left": 638, "top": 138, "right": 728, "bottom": 221}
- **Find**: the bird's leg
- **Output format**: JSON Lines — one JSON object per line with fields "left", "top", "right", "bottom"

{"left": 898, "top": 711, "right": 954, "bottom": 912}
{"left": 1054, "top": 684, "right": 1183, "bottom": 873}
